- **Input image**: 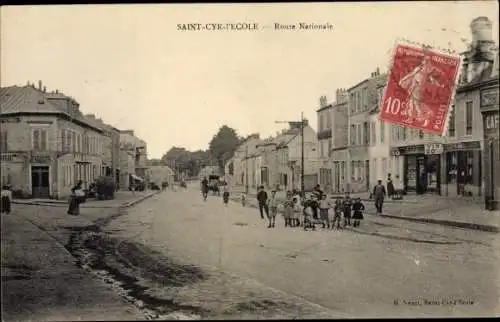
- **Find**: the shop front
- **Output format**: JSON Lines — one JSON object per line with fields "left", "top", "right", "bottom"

{"left": 442, "top": 141, "right": 482, "bottom": 197}
{"left": 480, "top": 84, "right": 499, "bottom": 210}
{"left": 393, "top": 144, "right": 441, "bottom": 195}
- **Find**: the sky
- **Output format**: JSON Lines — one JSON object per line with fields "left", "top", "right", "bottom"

{"left": 1, "top": 2, "right": 499, "bottom": 159}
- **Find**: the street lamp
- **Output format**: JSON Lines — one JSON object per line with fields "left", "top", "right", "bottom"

{"left": 275, "top": 112, "right": 306, "bottom": 197}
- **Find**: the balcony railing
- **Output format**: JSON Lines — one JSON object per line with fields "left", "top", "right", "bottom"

{"left": 317, "top": 129, "right": 332, "bottom": 140}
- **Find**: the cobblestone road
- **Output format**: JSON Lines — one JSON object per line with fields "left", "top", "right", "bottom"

{"left": 107, "top": 188, "right": 500, "bottom": 318}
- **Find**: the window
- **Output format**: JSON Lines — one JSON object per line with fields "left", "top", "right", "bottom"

{"left": 392, "top": 125, "right": 398, "bottom": 142}
{"left": 0, "top": 131, "right": 7, "bottom": 152}
{"left": 446, "top": 152, "right": 457, "bottom": 184}
{"left": 77, "top": 134, "right": 81, "bottom": 153}
{"left": 326, "top": 110, "right": 332, "bottom": 129}
{"left": 357, "top": 92, "right": 361, "bottom": 113}
{"left": 71, "top": 131, "right": 76, "bottom": 152}
{"left": 320, "top": 141, "right": 324, "bottom": 157}
{"left": 448, "top": 105, "right": 455, "bottom": 137}
{"left": 32, "top": 128, "right": 48, "bottom": 151}
{"left": 381, "top": 158, "right": 387, "bottom": 175}
{"left": 466, "top": 101, "right": 473, "bottom": 135}
{"left": 371, "top": 122, "right": 376, "bottom": 145}
{"left": 362, "top": 87, "right": 368, "bottom": 110}
{"left": 363, "top": 122, "right": 369, "bottom": 145}
{"left": 466, "top": 151, "right": 474, "bottom": 184}
{"left": 350, "top": 124, "right": 356, "bottom": 145}
{"left": 340, "top": 161, "right": 345, "bottom": 180}
{"left": 377, "top": 86, "right": 385, "bottom": 106}
{"left": 380, "top": 121, "right": 385, "bottom": 144}
{"left": 328, "top": 139, "right": 332, "bottom": 157}
{"left": 418, "top": 130, "right": 424, "bottom": 139}
{"left": 66, "top": 131, "right": 72, "bottom": 152}
{"left": 319, "top": 114, "right": 324, "bottom": 131}
{"left": 373, "top": 158, "right": 378, "bottom": 181}
{"left": 357, "top": 124, "right": 362, "bottom": 146}
{"left": 351, "top": 161, "right": 355, "bottom": 179}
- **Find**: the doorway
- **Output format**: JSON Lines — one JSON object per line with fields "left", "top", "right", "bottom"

{"left": 31, "top": 166, "right": 50, "bottom": 198}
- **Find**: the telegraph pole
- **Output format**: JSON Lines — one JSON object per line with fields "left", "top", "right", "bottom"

{"left": 300, "top": 112, "right": 305, "bottom": 197}
{"left": 245, "top": 144, "right": 249, "bottom": 195}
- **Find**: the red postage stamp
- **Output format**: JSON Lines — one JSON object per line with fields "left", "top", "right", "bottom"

{"left": 379, "top": 42, "right": 462, "bottom": 135}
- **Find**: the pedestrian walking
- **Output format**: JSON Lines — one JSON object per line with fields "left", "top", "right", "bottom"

{"left": 386, "top": 173, "right": 395, "bottom": 199}
{"left": 257, "top": 185, "right": 269, "bottom": 220}
{"left": 67, "top": 180, "right": 85, "bottom": 215}
{"left": 342, "top": 193, "right": 353, "bottom": 227}
{"left": 1, "top": 184, "right": 12, "bottom": 215}
{"left": 201, "top": 176, "right": 209, "bottom": 201}
{"left": 319, "top": 194, "right": 331, "bottom": 229}
{"left": 331, "top": 199, "right": 343, "bottom": 230}
{"left": 352, "top": 198, "right": 365, "bottom": 227}
{"left": 222, "top": 185, "right": 230, "bottom": 206}
{"left": 373, "top": 180, "right": 386, "bottom": 214}
{"left": 267, "top": 190, "right": 278, "bottom": 228}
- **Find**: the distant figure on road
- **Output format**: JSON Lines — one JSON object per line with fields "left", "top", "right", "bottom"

{"left": 311, "top": 184, "right": 323, "bottom": 219}
{"left": 222, "top": 185, "right": 230, "bottom": 206}
{"left": 283, "top": 191, "right": 295, "bottom": 228}
{"left": 1, "top": 184, "right": 12, "bottom": 215}
{"left": 386, "top": 173, "right": 395, "bottom": 199}
{"left": 257, "top": 185, "right": 269, "bottom": 220}
{"left": 352, "top": 197, "right": 365, "bottom": 228}
{"left": 67, "top": 180, "right": 84, "bottom": 216}
{"left": 319, "top": 194, "right": 331, "bottom": 229}
{"left": 342, "top": 193, "right": 353, "bottom": 227}
{"left": 331, "top": 199, "right": 343, "bottom": 230}
{"left": 201, "top": 176, "right": 209, "bottom": 201}
{"left": 373, "top": 180, "right": 387, "bottom": 214}
{"left": 267, "top": 190, "right": 279, "bottom": 228}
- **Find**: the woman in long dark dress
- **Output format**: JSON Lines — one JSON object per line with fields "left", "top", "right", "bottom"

{"left": 1, "top": 184, "right": 12, "bottom": 214}
{"left": 67, "top": 180, "right": 83, "bottom": 215}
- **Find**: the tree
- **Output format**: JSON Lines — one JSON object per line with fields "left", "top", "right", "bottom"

{"left": 208, "top": 125, "right": 242, "bottom": 171}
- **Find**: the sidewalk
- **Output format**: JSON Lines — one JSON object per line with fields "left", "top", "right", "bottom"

{"left": 13, "top": 190, "right": 158, "bottom": 208}
{"left": 1, "top": 215, "right": 143, "bottom": 321}
{"left": 229, "top": 188, "right": 499, "bottom": 233}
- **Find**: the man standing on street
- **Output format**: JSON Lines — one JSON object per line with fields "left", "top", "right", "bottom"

{"left": 311, "top": 184, "right": 323, "bottom": 220}
{"left": 257, "top": 185, "right": 269, "bottom": 220}
{"left": 373, "top": 180, "right": 387, "bottom": 214}
{"left": 201, "top": 176, "right": 209, "bottom": 201}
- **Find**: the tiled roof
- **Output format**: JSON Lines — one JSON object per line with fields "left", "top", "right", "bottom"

{"left": 0, "top": 85, "right": 62, "bottom": 114}
{"left": 0, "top": 85, "right": 104, "bottom": 132}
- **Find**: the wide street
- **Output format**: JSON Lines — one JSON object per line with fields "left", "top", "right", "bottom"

{"left": 100, "top": 185, "right": 499, "bottom": 318}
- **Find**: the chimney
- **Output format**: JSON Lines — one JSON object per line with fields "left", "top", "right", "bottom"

{"left": 38, "top": 80, "right": 42, "bottom": 90}
{"left": 43, "top": 86, "right": 47, "bottom": 93}
{"left": 376, "top": 67, "right": 380, "bottom": 75}
{"left": 55, "top": 89, "right": 59, "bottom": 94}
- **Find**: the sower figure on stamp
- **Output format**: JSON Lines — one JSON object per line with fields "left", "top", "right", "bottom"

{"left": 398, "top": 55, "right": 445, "bottom": 126}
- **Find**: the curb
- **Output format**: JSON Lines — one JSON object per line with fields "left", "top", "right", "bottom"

{"left": 230, "top": 197, "right": 499, "bottom": 233}
{"left": 378, "top": 213, "right": 499, "bottom": 233}
{"left": 12, "top": 192, "right": 159, "bottom": 209}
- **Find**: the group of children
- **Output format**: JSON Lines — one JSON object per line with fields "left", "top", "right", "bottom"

{"left": 284, "top": 191, "right": 365, "bottom": 231}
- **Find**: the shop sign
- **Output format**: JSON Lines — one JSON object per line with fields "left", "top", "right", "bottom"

{"left": 425, "top": 143, "right": 444, "bottom": 155}
{"left": 391, "top": 148, "right": 401, "bottom": 156}
{"left": 484, "top": 112, "right": 499, "bottom": 135}
{"left": 399, "top": 145, "right": 425, "bottom": 155}
{"left": 31, "top": 154, "right": 51, "bottom": 164}
{"left": 444, "top": 141, "right": 481, "bottom": 152}
{"left": 480, "top": 87, "right": 499, "bottom": 108}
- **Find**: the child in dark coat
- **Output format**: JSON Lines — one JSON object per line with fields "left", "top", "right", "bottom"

{"left": 1, "top": 184, "right": 12, "bottom": 214}
{"left": 352, "top": 198, "right": 365, "bottom": 227}
{"left": 331, "top": 199, "right": 343, "bottom": 230}
{"left": 342, "top": 193, "right": 353, "bottom": 227}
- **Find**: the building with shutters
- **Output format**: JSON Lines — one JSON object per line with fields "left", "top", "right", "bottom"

{"left": 316, "top": 95, "right": 334, "bottom": 191}
{"left": 0, "top": 81, "right": 108, "bottom": 199}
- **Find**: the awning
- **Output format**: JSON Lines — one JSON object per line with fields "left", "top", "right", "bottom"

{"left": 131, "top": 174, "right": 144, "bottom": 182}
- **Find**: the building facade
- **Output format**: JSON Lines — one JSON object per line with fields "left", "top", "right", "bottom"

{"left": 330, "top": 89, "right": 349, "bottom": 193}
{"left": 316, "top": 96, "right": 333, "bottom": 191}
{"left": 119, "top": 130, "right": 149, "bottom": 189}
{"left": 347, "top": 69, "right": 385, "bottom": 193}
{"left": 0, "top": 82, "right": 106, "bottom": 199}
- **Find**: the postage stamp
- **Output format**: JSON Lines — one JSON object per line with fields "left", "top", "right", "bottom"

{"left": 379, "top": 41, "right": 462, "bottom": 135}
